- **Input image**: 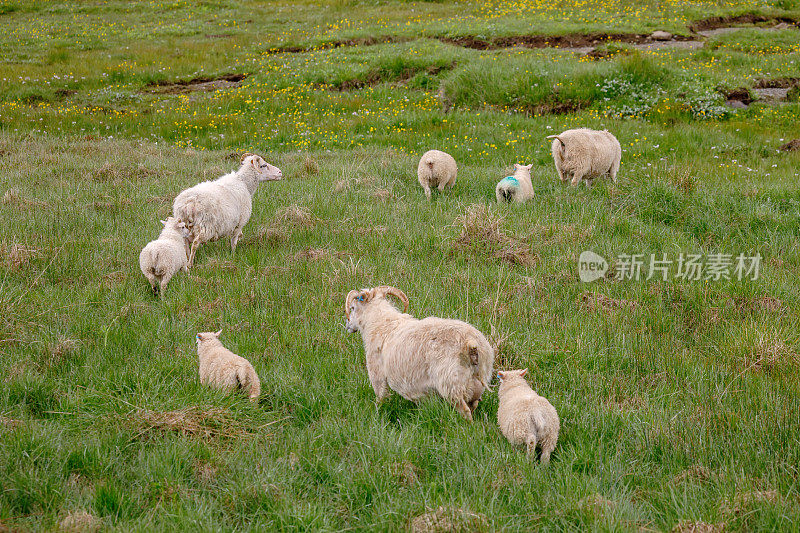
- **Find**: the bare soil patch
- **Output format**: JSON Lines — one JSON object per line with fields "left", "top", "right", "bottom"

{"left": 779, "top": 139, "right": 800, "bottom": 151}
{"left": 268, "top": 35, "right": 408, "bottom": 54}
{"left": 326, "top": 63, "right": 453, "bottom": 91}
{"left": 690, "top": 14, "right": 798, "bottom": 32}
{"left": 143, "top": 73, "right": 247, "bottom": 94}
{"left": 440, "top": 32, "right": 695, "bottom": 51}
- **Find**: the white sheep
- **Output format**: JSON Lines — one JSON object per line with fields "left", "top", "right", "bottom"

{"left": 417, "top": 150, "right": 457, "bottom": 200}
{"left": 344, "top": 286, "right": 494, "bottom": 421}
{"left": 495, "top": 163, "right": 534, "bottom": 203}
{"left": 497, "top": 369, "right": 559, "bottom": 464}
{"left": 173, "top": 153, "right": 282, "bottom": 267}
{"left": 547, "top": 128, "right": 621, "bottom": 187}
{"left": 196, "top": 329, "right": 261, "bottom": 402}
{"left": 138, "top": 217, "right": 189, "bottom": 297}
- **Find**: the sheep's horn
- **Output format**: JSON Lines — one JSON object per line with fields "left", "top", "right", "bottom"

{"left": 344, "top": 289, "right": 359, "bottom": 319}
{"left": 240, "top": 152, "right": 256, "bottom": 164}
{"left": 546, "top": 135, "right": 564, "bottom": 144}
{"left": 377, "top": 286, "right": 409, "bottom": 313}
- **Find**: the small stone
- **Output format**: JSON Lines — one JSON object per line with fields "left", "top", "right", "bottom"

{"left": 650, "top": 31, "right": 673, "bottom": 41}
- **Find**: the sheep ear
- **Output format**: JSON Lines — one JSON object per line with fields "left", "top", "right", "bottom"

{"left": 524, "top": 164, "right": 533, "bottom": 170}
{"left": 160, "top": 219, "right": 167, "bottom": 225}
{"left": 513, "top": 164, "right": 520, "bottom": 170}
{"left": 250, "top": 157, "right": 259, "bottom": 169}
{"left": 520, "top": 368, "right": 528, "bottom": 377}
{"left": 214, "top": 329, "right": 222, "bottom": 337}
{"left": 497, "top": 371, "right": 505, "bottom": 381}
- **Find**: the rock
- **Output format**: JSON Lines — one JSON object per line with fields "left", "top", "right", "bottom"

{"left": 726, "top": 100, "right": 748, "bottom": 109}
{"left": 779, "top": 139, "right": 800, "bottom": 151}
{"left": 650, "top": 31, "right": 673, "bottom": 41}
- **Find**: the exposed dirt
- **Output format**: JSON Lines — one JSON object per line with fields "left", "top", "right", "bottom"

{"left": 143, "top": 73, "right": 247, "bottom": 94}
{"left": 722, "top": 86, "right": 755, "bottom": 106}
{"left": 690, "top": 14, "right": 799, "bottom": 32}
{"left": 327, "top": 64, "right": 452, "bottom": 91}
{"left": 779, "top": 139, "right": 800, "bottom": 151}
{"left": 755, "top": 77, "right": 800, "bottom": 89}
{"left": 268, "top": 35, "right": 408, "bottom": 54}
{"left": 440, "top": 32, "right": 696, "bottom": 51}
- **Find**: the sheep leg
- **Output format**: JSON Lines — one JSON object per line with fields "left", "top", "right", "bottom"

{"left": 231, "top": 226, "right": 243, "bottom": 252}
{"left": 609, "top": 159, "right": 620, "bottom": 183}
{"left": 159, "top": 279, "right": 168, "bottom": 298}
{"left": 188, "top": 237, "right": 200, "bottom": 268}
{"left": 525, "top": 434, "right": 538, "bottom": 461}
{"left": 366, "top": 357, "right": 389, "bottom": 402}
{"left": 422, "top": 184, "right": 432, "bottom": 201}
{"left": 570, "top": 171, "right": 585, "bottom": 187}
{"left": 455, "top": 399, "right": 473, "bottom": 421}
{"left": 437, "top": 180, "right": 448, "bottom": 192}
{"left": 539, "top": 436, "right": 556, "bottom": 465}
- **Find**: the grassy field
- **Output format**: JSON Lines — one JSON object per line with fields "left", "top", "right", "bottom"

{"left": 2, "top": 0, "right": 800, "bottom": 531}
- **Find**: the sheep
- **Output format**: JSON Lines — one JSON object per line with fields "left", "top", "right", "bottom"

{"left": 547, "top": 128, "right": 621, "bottom": 187}
{"left": 497, "top": 369, "right": 559, "bottom": 464}
{"left": 417, "top": 150, "right": 457, "bottom": 200}
{"left": 138, "top": 217, "right": 189, "bottom": 297}
{"left": 344, "top": 286, "right": 494, "bottom": 421}
{"left": 196, "top": 329, "right": 261, "bottom": 402}
{"left": 495, "top": 163, "right": 534, "bottom": 203}
{"left": 173, "top": 153, "right": 282, "bottom": 268}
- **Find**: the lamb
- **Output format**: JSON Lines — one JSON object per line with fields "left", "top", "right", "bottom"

{"left": 196, "top": 329, "right": 261, "bottom": 402}
{"left": 173, "top": 153, "right": 282, "bottom": 268}
{"left": 344, "top": 286, "right": 494, "bottom": 421}
{"left": 417, "top": 150, "right": 457, "bottom": 200}
{"left": 497, "top": 369, "right": 559, "bottom": 464}
{"left": 495, "top": 163, "right": 534, "bottom": 203}
{"left": 138, "top": 217, "right": 189, "bottom": 297}
{"left": 547, "top": 128, "right": 621, "bottom": 187}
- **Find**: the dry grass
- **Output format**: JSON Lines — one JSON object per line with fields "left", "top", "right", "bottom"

{"left": 58, "top": 510, "right": 101, "bottom": 532}
{"left": 390, "top": 460, "right": 420, "bottom": 486}
{"left": 453, "top": 204, "right": 537, "bottom": 266}
{"left": 581, "top": 291, "right": 638, "bottom": 313}
{"left": 720, "top": 489, "right": 781, "bottom": 516}
{"left": 0, "top": 414, "right": 22, "bottom": 431}
{"left": 43, "top": 337, "right": 81, "bottom": 368}
{"left": 273, "top": 204, "right": 316, "bottom": 227}
{"left": 127, "top": 406, "right": 247, "bottom": 439}
{"left": 744, "top": 335, "right": 799, "bottom": 372}
{"left": 410, "top": 506, "right": 489, "bottom": 533}
{"left": 670, "top": 520, "right": 723, "bottom": 533}
{"left": 672, "top": 465, "right": 712, "bottom": 485}
{"left": 302, "top": 154, "right": 320, "bottom": 176}
{"left": 294, "top": 247, "right": 351, "bottom": 262}
{"left": 1, "top": 242, "right": 41, "bottom": 269}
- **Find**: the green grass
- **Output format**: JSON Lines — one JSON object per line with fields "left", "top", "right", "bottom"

{"left": 2, "top": 1, "right": 800, "bottom": 531}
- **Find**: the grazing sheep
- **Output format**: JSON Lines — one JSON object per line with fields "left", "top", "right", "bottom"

{"left": 495, "top": 163, "right": 534, "bottom": 203}
{"left": 173, "top": 153, "right": 282, "bottom": 267}
{"left": 417, "top": 150, "right": 457, "bottom": 200}
{"left": 344, "top": 286, "right": 494, "bottom": 420}
{"left": 547, "top": 128, "right": 621, "bottom": 187}
{"left": 138, "top": 217, "right": 189, "bottom": 297}
{"left": 196, "top": 330, "right": 261, "bottom": 402}
{"left": 497, "top": 369, "right": 559, "bottom": 464}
